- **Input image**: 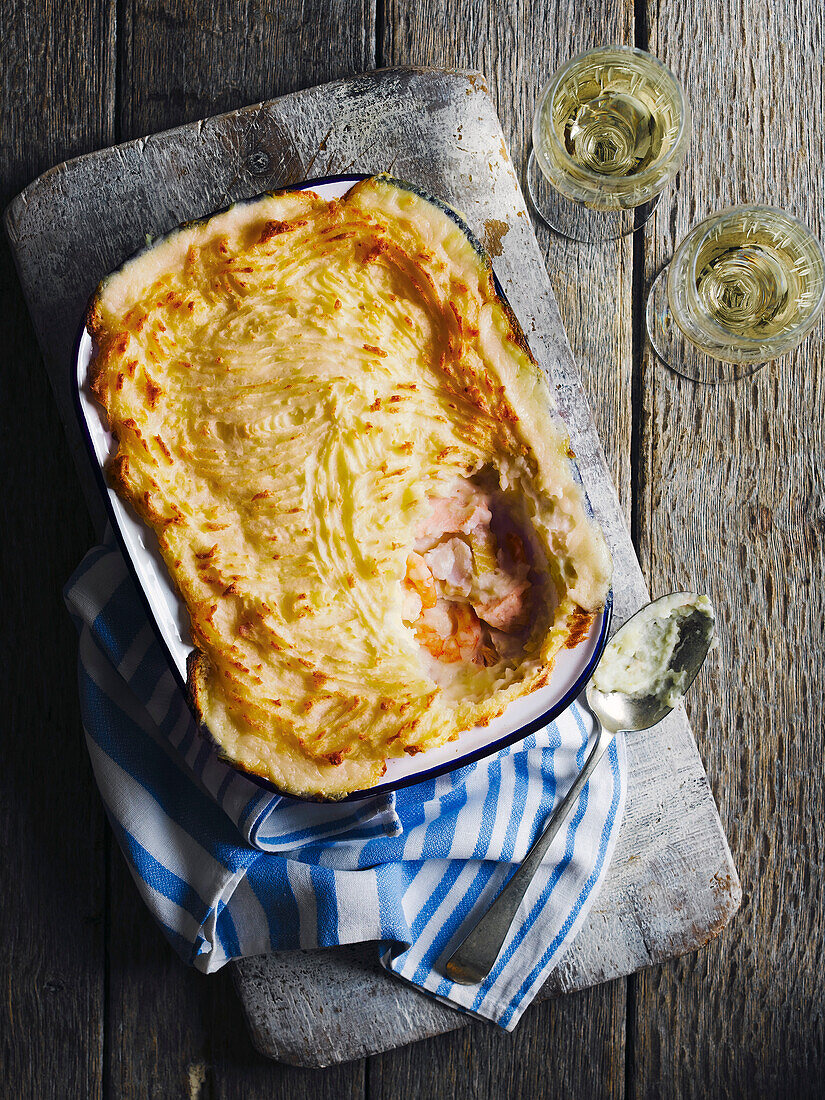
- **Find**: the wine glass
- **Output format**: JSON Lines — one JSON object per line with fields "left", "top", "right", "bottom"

{"left": 527, "top": 45, "right": 691, "bottom": 243}
{"left": 646, "top": 205, "right": 825, "bottom": 382}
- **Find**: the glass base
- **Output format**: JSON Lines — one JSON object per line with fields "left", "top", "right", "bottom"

{"left": 526, "top": 148, "right": 659, "bottom": 242}
{"left": 646, "top": 269, "right": 766, "bottom": 382}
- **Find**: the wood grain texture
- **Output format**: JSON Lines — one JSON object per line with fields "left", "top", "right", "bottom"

{"left": 634, "top": 1, "right": 825, "bottom": 1096}
{"left": 105, "top": 855, "right": 212, "bottom": 1098}
{"left": 368, "top": 985, "right": 627, "bottom": 1100}
{"left": 118, "top": 0, "right": 376, "bottom": 140}
{"left": 105, "top": 878, "right": 369, "bottom": 1098}
{"left": 0, "top": 0, "right": 114, "bottom": 1097}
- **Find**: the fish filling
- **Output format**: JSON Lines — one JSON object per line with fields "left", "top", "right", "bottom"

{"left": 402, "top": 478, "right": 549, "bottom": 675}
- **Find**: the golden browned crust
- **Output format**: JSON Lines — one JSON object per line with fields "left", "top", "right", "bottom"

{"left": 186, "top": 649, "right": 207, "bottom": 723}
{"left": 564, "top": 607, "right": 595, "bottom": 650}
{"left": 88, "top": 174, "right": 611, "bottom": 799}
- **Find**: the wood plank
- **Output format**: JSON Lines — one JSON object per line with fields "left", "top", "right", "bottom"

{"left": 378, "top": 0, "right": 634, "bottom": 1090}
{"left": 102, "top": 903, "right": 367, "bottom": 1098}
{"left": 103, "top": 1, "right": 376, "bottom": 1095}
{"left": 368, "top": 987, "right": 626, "bottom": 1099}
{"left": 634, "top": 2, "right": 825, "bottom": 1096}
{"left": 104, "top": 867, "right": 213, "bottom": 1098}
{"left": 0, "top": 0, "right": 115, "bottom": 1097}
{"left": 118, "top": 0, "right": 376, "bottom": 141}
{"left": 5, "top": 65, "right": 739, "bottom": 1072}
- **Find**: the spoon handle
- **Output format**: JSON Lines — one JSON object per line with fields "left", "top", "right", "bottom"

{"left": 443, "top": 716, "right": 616, "bottom": 986}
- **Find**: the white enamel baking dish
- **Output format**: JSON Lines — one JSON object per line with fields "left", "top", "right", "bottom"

{"left": 74, "top": 174, "right": 611, "bottom": 801}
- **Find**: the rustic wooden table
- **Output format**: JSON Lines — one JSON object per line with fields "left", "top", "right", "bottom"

{"left": 2, "top": 1, "right": 822, "bottom": 1097}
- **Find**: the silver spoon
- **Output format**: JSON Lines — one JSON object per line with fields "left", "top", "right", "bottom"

{"left": 443, "top": 592, "right": 716, "bottom": 986}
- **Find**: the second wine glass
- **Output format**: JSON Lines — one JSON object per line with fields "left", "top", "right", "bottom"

{"left": 646, "top": 205, "right": 825, "bottom": 382}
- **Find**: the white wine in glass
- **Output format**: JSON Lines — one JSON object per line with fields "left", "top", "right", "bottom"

{"left": 527, "top": 45, "right": 691, "bottom": 241}
{"left": 647, "top": 205, "right": 825, "bottom": 382}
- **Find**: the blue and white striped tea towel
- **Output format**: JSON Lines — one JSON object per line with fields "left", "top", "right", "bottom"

{"left": 65, "top": 537, "right": 626, "bottom": 1030}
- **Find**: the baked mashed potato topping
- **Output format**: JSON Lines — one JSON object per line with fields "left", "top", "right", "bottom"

{"left": 88, "top": 175, "right": 611, "bottom": 799}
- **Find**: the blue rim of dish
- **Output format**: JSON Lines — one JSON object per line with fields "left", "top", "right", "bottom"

{"left": 72, "top": 171, "right": 614, "bottom": 804}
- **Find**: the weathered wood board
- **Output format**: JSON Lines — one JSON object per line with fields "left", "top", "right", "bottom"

{"left": 5, "top": 67, "right": 740, "bottom": 1068}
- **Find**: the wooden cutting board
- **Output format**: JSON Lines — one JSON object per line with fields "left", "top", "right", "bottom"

{"left": 4, "top": 66, "right": 740, "bottom": 1069}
